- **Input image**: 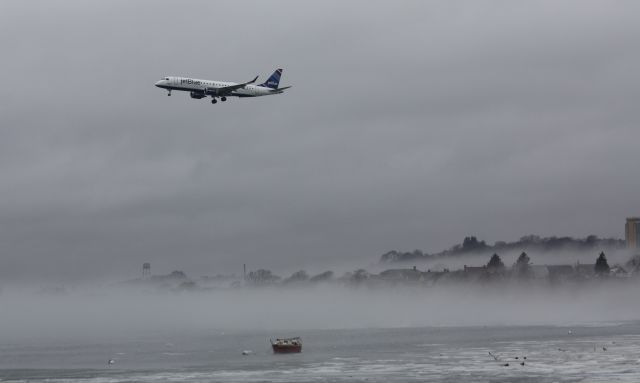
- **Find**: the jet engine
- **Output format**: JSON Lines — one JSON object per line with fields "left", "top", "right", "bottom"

{"left": 190, "top": 92, "right": 206, "bottom": 99}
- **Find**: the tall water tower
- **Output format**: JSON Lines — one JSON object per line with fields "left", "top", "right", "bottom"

{"left": 142, "top": 262, "right": 151, "bottom": 278}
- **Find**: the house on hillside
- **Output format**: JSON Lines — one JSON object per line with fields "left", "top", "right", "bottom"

{"left": 529, "top": 265, "right": 549, "bottom": 279}
{"left": 463, "top": 265, "right": 487, "bottom": 281}
{"left": 546, "top": 265, "right": 574, "bottom": 283}
{"left": 575, "top": 263, "right": 596, "bottom": 279}
{"left": 378, "top": 266, "right": 424, "bottom": 283}
{"left": 610, "top": 265, "right": 629, "bottom": 278}
{"left": 423, "top": 269, "right": 451, "bottom": 285}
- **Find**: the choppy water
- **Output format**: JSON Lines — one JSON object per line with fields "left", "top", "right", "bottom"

{"left": 1, "top": 323, "right": 639, "bottom": 382}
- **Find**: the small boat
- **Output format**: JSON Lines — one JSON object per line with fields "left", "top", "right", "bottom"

{"left": 270, "top": 337, "right": 302, "bottom": 353}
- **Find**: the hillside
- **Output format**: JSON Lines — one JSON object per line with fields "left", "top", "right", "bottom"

{"left": 380, "top": 235, "right": 625, "bottom": 263}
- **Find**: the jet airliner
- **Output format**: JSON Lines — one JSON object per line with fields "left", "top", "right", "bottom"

{"left": 154, "top": 69, "right": 290, "bottom": 104}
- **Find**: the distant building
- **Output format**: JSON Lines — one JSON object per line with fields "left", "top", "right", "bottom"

{"left": 463, "top": 265, "right": 487, "bottom": 280}
{"left": 574, "top": 262, "right": 596, "bottom": 278}
{"left": 610, "top": 265, "right": 629, "bottom": 278}
{"left": 379, "top": 267, "right": 423, "bottom": 282}
{"left": 529, "top": 265, "right": 549, "bottom": 279}
{"left": 547, "top": 265, "right": 574, "bottom": 282}
{"left": 626, "top": 217, "right": 640, "bottom": 249}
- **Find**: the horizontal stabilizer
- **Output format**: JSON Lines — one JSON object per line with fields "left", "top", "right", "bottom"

{"left": 270, "top": 85, "right": 291, "bottom": 93}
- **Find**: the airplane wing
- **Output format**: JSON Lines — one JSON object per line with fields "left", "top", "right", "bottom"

{"left": 206, "top": 76, "right": 258, "bottom": 96}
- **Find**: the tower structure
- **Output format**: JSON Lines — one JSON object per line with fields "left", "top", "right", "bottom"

{"left": 626, "top": 217, "right": 640, "bottom": 249}
{"left": 142, "top": 262, "right": 151, "bottom": 278}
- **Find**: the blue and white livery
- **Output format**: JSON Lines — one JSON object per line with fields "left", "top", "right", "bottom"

{"left": 154, "top": 69, "right": 291, "bottom": 104}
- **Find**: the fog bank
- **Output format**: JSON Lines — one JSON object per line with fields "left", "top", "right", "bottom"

{"left": 2, "top": 283, "right": 639, "bottom": 342}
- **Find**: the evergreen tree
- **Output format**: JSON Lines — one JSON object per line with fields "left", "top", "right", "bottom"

{"left": 247, "top": 269, "right": 281, "bottom": 285}
{"left": 283, "top": 270, "right": 309, "bottom": 284}
{"left": 595, "top": 251, "right": 610, "bottom": 276}
{"left": 350, "top": 269, "right": 370, "bottom": 283}
{"left": 462, "top": 236, "right": 489, "bottom": 252}
{"left": 309, "top": 271, "right": 334, "bottom": 283}
{"left": 513, "top": 252, "right": 532, "bottom": 278}
{"left": 486, "top": 253, "right": 505, "bottom": 272}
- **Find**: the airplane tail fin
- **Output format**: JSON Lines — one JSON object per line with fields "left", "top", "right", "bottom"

{"left": 259, "top": 68, "right": 282, "bottom": 89}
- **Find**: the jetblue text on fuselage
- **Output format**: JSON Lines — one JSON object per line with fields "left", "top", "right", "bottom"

{"left": 181, "top": 78, "right": 202, "bottom": 85}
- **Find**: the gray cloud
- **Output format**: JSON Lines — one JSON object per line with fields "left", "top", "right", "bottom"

{"left": 1, "top": 0, "right": 639, "bottom": 282}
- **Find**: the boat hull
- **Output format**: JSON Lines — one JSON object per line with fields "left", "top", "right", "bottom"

{"left": 271, "top": 344, "right": 302, "bottom": 353}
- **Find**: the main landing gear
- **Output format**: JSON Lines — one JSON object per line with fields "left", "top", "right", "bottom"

{"left": 220, "top": 96, "right": 227, "bottom": 102}
{"left": 211, "top": 98, "right": 217, "bottom": 104}
{"left": 211, "top": 97, "right": 227, "bottom": 105}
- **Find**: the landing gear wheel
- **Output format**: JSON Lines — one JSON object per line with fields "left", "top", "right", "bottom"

{"left": 221, "top": 97, "right": 227, "bottom": 102}
{"left": 211, "top": 98, "right": 218, "bottom": 104}
{"left": 167, "top": 90, "right": 171, "bottom": 96}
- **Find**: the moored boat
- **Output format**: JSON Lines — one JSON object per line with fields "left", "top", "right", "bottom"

{"left": 270, "top": 337, "right": 302, "bottom": 353}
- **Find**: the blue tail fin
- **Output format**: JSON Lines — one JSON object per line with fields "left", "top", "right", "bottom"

{"left": 259, "top": 68, "right": 282, "bottom": 89}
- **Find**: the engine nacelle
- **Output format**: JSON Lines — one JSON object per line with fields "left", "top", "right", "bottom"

{"left": 203, "top": 87, "right": 218, "bottom": 96}
{"left": 190, "top": 91, "right": 205, "bottom": 99}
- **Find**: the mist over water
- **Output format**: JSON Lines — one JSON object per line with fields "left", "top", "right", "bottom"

{"left": 2, "top": 281, "right": 639, "bottom": 343}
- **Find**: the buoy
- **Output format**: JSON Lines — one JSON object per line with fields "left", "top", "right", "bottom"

{"left": 241, "top": 350, "right": 253, "bottom": 356}
{"left": 107, "top": 359, "right": 115, "bottom": 366}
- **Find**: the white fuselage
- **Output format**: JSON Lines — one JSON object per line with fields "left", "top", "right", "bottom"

{"left": 155, "top": 76, "right": 277, "bottom": 98}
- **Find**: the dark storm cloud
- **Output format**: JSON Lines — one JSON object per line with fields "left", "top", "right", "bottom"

{"left": 0, "top": 1, "right": 639, "bottom": 282}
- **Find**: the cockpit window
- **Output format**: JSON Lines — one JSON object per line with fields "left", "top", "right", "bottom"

{"left": 164, "top": 77, "right": 169, "bottom": 80}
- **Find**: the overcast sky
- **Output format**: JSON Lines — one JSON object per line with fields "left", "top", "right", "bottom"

{"left": 1, "top": 1, "right": 639, "bottom": 282}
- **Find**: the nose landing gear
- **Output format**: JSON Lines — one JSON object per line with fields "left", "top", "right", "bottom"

{"left": 167, "top": 90, "right": 171, "bottom": 96}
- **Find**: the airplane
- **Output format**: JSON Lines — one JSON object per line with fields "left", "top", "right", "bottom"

{"left": 154, "top": 69, "right": 291, "bottom": 104}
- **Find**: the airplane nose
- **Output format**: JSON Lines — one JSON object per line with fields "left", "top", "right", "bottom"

{"left": 155, "top": 81, "right": 162, "bottom": 87}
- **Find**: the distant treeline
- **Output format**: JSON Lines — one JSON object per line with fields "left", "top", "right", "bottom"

{"left": 128, "top": 249, "right": 638, "bottom": 292}
{"left": 380, "top": 235, "right": 625, "bottom": 263}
